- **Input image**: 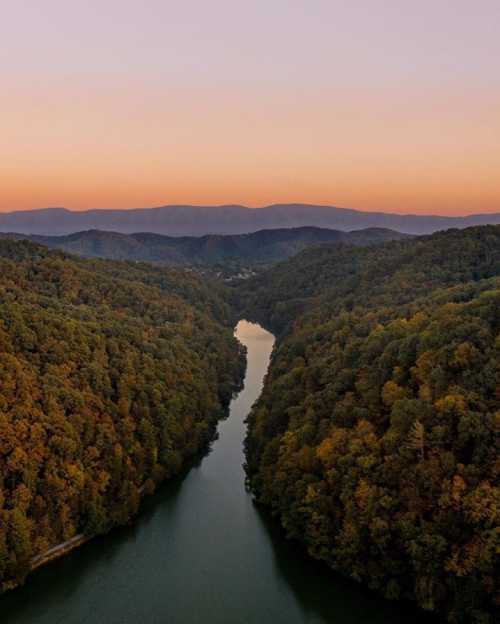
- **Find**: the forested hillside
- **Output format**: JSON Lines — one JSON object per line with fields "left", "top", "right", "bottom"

{"left": 0, "top": 240, "right": 244, "bottom": 591}
{"left": 1, "top": 227, "right": 498, "bottom": 620}
{"left": 6, "top": 226, "right": 408, "bottom": 268}
{"left": 240, "top": 226, "right": 500, "bottom": 622}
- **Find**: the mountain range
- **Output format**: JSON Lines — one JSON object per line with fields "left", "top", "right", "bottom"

{"left": 5, "top": 226, "right": 409, "bottom": 266}
{"left": 0, "top": 204, "right": 499, "bottom": 236}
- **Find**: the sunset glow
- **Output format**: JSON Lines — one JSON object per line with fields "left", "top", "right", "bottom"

{"left": 2, "top": 1, "right": 499, "bottom": 215}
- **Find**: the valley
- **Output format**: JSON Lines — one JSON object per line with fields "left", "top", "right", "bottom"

{"left": 0, "top": 226, "right": 498, "bottom": 623}
{"left": 1, "top": 322, "right": 435, "bottom": 624}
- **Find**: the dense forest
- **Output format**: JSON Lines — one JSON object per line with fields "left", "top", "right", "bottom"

{"left": 0, "top": 226, "right": 498, "bottom": 622}
{"left": 0, "top": 240, "right": 244, "bottom": 591}
{"left": 6, "top": 226, "right": 407, "bottom": 268}
{"left": 239, "top": 226, "right": 500, "bottom": 623}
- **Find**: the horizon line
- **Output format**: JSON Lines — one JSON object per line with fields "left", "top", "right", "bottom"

{"left": 1, "top": 203, "right": 499, "bottom": 220}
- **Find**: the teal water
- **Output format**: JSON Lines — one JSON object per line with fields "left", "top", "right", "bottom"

{"left": 1, "top": 321, "right": 432, "bottom": 624}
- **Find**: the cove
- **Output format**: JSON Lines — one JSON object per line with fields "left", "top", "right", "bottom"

{"left": 1, "top": 321, "right": 433, "bottom": 624}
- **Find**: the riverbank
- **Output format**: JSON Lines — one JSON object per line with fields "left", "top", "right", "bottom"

{"left": 28, "top": 476, "right": 153, "bottom": 574}
{"left": 4, "top": 350, "right": 246, "bottom": 595}
{"left": 31, "top": 535, "right": 88, "bottom": 572}
{"left": 2, "top": 322, "right": 434, "bottom": 624}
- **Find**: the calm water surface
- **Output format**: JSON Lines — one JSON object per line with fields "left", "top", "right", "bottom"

{"left": 2, "top": 321, "right": 433, "bottom": 624}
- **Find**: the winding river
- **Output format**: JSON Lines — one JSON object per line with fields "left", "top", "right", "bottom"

{"left": 2, "top": 321, "right": 432, "bottom": 624}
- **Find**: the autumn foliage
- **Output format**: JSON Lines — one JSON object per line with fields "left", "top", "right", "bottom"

{"left": 241, "top": 227, "right": 500, "bottom": 622}
{"left": 0, "top": 240, "right": 244, "bottom": 590}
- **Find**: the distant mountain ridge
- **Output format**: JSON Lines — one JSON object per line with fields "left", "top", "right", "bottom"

{"left": 6, "top": 226, "right": 409, "bottom": 266}
{"left": 0, "top": 204, "right": 499, "bottom": 236}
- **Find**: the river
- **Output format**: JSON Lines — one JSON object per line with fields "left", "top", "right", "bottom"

{"left": 2, "top": 321, "right": 433, "bottom": 624}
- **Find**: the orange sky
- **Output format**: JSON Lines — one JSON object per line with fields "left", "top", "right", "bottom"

{"left": 2, "top": 83, "right": 498, "bottom": 215}
{"left": 2, "top": 2, "right": 499, "bottom": 216}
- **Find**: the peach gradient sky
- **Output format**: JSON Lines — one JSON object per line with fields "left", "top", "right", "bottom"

{"left": 2, "top": 1, "right": 499, "bottom": 215}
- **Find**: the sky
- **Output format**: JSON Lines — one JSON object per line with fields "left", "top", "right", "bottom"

{"left": 1, "top": 1, "right": 499, "bottom": 215}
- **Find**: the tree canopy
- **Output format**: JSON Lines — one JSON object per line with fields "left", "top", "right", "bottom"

{"left": 240, "top": 226, "right": 500, "bottom": 623}
{"left": 0, "top": 240, "right": 244, "bottom": 590}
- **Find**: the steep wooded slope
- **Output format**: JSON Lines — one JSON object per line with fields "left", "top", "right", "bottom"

{"left": 240, "top": 227, "right": 500, "bottom": 622}
{"left": 0, "top": 240, "right": 243, "bottom": 591}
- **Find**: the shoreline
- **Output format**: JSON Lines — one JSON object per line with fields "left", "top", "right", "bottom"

{"left": 9, "top": 353, "right": 247, "bottom": 592}
{"left": 30, "top": 534, "right": 89, "bottom": 572}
